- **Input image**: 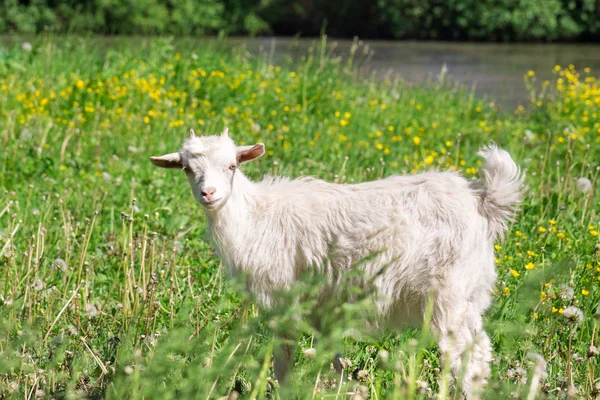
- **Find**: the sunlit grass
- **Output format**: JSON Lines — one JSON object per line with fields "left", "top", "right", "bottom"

{"left": 0, "top": 36, "right": 598, "bottom": 399}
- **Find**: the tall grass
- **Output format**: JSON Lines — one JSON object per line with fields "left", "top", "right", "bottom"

{"left": 0, "top": 36, "right": 598, "bottom": 399}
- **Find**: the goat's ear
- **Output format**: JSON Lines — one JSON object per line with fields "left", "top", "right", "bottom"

{"left": 236, "top": 143, "right": 265, "bottom": 164}
{"left": 221, "top": 127, "right": 229, "bottom": 138}
{"left": 150, "top": 152, "right": 183, "bottom": 169}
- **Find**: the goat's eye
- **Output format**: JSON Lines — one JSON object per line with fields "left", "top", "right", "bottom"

{"left": 229, "top": 164, "right": 237, "bottom": 171}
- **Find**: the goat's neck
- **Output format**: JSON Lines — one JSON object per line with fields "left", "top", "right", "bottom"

{"left": 204, "top": 172, "right": 256, "bottom": 258}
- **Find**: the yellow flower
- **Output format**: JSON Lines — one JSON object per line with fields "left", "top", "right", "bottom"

{"left": 502, "top": 287, "right": 510, "bottom": 296}
{"left": 549, "top": 219, "right": 557, "bottom": 225}
{"left": 424, "top": 156, "right": 434, "bottom": 165}
{"left": 591, "top": 230, "right": 598, "bottom": 237}
{"left": 525, "top": 262, "right": 535, "bottom": 270}
{"left": 340, "top": 119, "right": 348, "bottom": 127}
{"left": 445, "top": 141, "right": 452, "bottom": 147}
{"left": 527, "top": 70, "right": 535, "bottom": 77}
{"left": 581, "top": 289, "right": 590, "bottom": 296}
{"left": 515, "top": 231, "right": 523, "bottom": 237}
{"left": 494, "top": 244, "right": 502, "bottom": 251}
{"left": 143, "top": 116, "right": 150, "bottom": 124}
{"left": 510, "top": 269, "right": 520, "bottom": 277}
{"left": 76, "top": 79, "right": 85, "bottom": 89}
{"left": 412, "top": 136, "right": 420, "bottom": 145}
{"left": 552, "top": 307, "right": 558, "bottom": 313}
{"left": 556, "top": 232, "right": 565, "bottom": 239}
{"left": 538, "top": 227, "right": 547, "bottom": 233}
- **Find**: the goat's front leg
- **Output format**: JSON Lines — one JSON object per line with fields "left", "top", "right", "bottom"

{"left": 273, "top": 331, "right": 297, "bottom": 384}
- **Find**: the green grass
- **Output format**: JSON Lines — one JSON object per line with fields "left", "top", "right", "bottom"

{"left": 0, "top": 36, "right": 598, "bottom": 399}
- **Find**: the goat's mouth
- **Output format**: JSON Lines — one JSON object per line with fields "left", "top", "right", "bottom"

{"left": 202, "top": 197, "right": 224, "bottom": 209}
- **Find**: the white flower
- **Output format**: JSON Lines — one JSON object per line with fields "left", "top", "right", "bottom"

{"left": 19, "top": 128, "right": 32, "bottom": 141}
{"left": 7, "top": 381, "right": 19, "bottom": 392}
{"left": 525, "top": 129, "right": 534, "bottom": 141}
{"left": 506, "top": 366, "right": 527, "bottom": 384}
{"left": 357, "top": 369, "right": 370, "bottom": 381}
{"left": 32, "top": 278, "right": 45, "bottom": 291}
{"left": 378, "top": 349, "right": 389, "bottom": 364}
{"left": 102, "top": 172, "right": 112, "bottom": 181}
{"left": 85, "top": 303, "right": 98, "bottom": 318}
{"left": 67, "top": 325, "right": 78, "bottom": 336}
{"left": 558, "top": 284, "right": 574, "bottom": 301}
{"left": 22, "top": 42, "right": 32, "bottom": 52}
{"left": 576, "top": 177, "right": 592, "bottom": 193}
{"left": 53, "top": 258, "right": 67, "bottom": 272}
{"left": 303, "top": 348, "right": 316, "bottom": 359}
{"left": 562, "top": 306, "right": 584, "bottom": 325}
{"left": 338, "top": 357, "right": 352, "bottom": 369}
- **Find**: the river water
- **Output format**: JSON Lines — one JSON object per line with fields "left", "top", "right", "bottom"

{"left": 224, "top": 37, "right": 600, "bottom": 111}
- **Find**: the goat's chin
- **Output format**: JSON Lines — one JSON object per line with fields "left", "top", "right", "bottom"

{"left": 201, "top": 198, "right": 226, "bottom": 212}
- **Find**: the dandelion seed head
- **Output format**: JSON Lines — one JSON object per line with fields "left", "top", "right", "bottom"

{"left": 576, "top": 177, "right": 592, "bottom": 193}
{"left": 558, "top": 284, "right": 574, "bottom": 301}
{"left": 32, "top": 278, "right": 45, "bottom": 291}
{"left": 562, "top": 306, "right": 584, "bottom": 325}
{"left": 506, "top": 366, "right": 527, "bottom": 384}
{"left": 357, "top": 369, "right": 370, "bottom": 381}
{"left": 303, "top": 347, "right": 316, "bottom": 359}
{"left": 338, "top": 357, "right": 352, "bottom": 369}
{"left": 378, "top": 349, "right": 389, "bottom": 364}
{"left": 53, "top": 258, "right": 67, "bottom": 272}
{"left": 85, "top": 303, "right": 98, "bottom": 318}
{"left": 19, "top": 128, "right": 32, "bottom": 141}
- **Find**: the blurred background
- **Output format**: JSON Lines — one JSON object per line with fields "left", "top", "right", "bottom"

{"left": 2, "top": 0, "right": 600, "bottom": 40}
{"left": 4, "top": 0, "right": 600, "bottom": 108}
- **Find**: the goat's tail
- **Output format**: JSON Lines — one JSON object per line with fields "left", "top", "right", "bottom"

{"left": 476, "top": 145, "right": 524, "bottom": 241}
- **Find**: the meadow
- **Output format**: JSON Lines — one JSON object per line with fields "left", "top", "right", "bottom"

{"left": 0, "top": 37, "right": 598, "bottom": 399}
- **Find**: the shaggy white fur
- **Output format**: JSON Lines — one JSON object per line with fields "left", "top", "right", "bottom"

{"left": 151, "top": 129, "right": 524, "bottom": 397}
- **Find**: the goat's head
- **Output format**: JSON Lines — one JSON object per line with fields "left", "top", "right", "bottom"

{"left": 150, "top": 128, "right": 265, "bottom": 210}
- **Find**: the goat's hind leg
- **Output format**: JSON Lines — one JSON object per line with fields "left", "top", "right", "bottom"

{"left": 273, "top": 331, "right": 297, "bottom": 385}
{"left": 432, "top": 298, "right": 491, "bottom": 399}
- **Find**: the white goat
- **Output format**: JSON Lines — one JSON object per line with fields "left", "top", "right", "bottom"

{"left": 151, "top": 128, "right": 523, "bottom": 397}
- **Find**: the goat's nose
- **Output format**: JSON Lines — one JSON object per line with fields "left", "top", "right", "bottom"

{"left": 202, "top": 187, "right": 216, "bottom": 200}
